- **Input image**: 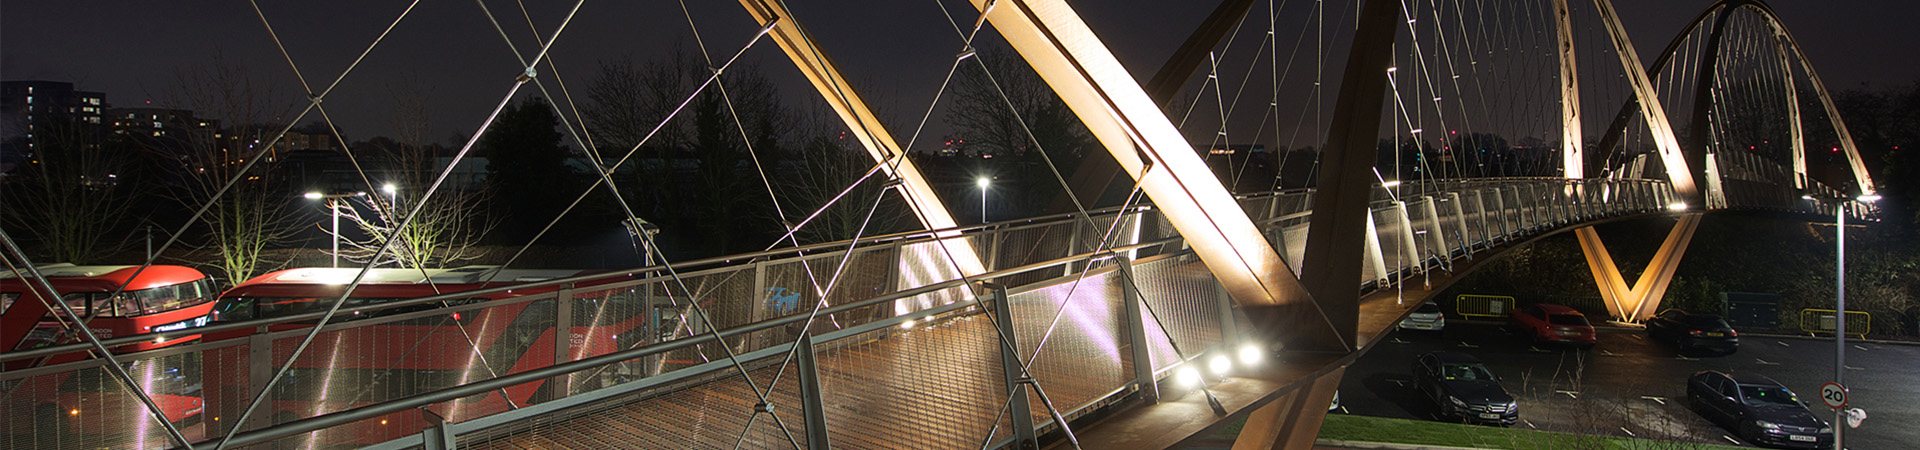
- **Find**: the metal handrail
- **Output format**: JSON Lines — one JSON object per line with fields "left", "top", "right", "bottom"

{"left": 1, "top": 200, "right": 1175, "bottom": 363}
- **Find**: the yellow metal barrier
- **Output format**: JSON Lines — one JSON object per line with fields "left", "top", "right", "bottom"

{"left": 1798, "top": 309, "right": 1870, "bottom": 338}
{"left": 1456, "top": 294, "right": 1515, "bottom": 318}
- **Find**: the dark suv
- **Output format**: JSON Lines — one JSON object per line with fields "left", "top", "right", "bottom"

{"left": 1687, "top": 371, "right": 1832, "bottom": 449}
{"left": 1412, "top": 351, "right": 1518, "bottom": 426}
{"left": 1647, "top": 309, "right": 1739, "bottom": 354}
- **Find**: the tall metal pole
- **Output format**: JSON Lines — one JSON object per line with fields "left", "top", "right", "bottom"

{"left": 1835, "top": 200, "right": 1845, "bottom": 449}
{"left": 331, "top": 200, "right": 341, "bottom": 268}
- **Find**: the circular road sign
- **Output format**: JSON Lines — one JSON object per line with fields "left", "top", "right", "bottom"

{"left": 1820, "top": 382, "right": 1847, "bottom": 409}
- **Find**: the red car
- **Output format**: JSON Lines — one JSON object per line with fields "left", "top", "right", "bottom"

{"left": 1509, "top": 304, "right": 1596, "bottom": 348}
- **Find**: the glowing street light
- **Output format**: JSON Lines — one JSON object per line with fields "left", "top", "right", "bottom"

{"left": 976, "top": 177, "right": 991, "bottom": 223}
{"left": 305, "top": 191, "right": 366, "bottom": 268}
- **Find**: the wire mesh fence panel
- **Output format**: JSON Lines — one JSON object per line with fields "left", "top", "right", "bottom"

{"left": 1502, "top": 187, "right": 1525, "bottom": 233}
{"left": 1458, "top": 190, "right": 1487, "bottom": 247}
{"left": 671, "top": 270, "right": 764, "bottom": 364}
{"left": 1404, "top": 198, "right": 1440, "bottom": 265}
{"left": 1007, "top": 269, "right": 1130, "bottom": 426}
{"left": 1372, "top": 207, "right": 1415, "bottom": 278}
{"left": 565, "top": 286, "right": 654, "bottom": 395}
{"left": 1131, "top": 254, "right": 1222, "bottom": 373}
{"left": 256, "top": 297, "right": 556, "bottom": 448}
{"left": 814, "top": 315, "right": 1009, "bottom": 449}
{"left": 1271, "top": 191, "right": 1312, "bottom": 221}
{"left": 1238, "top": 196, "right": 1273, "bottom": 222}
{"left": 895, "top": 239, "right": 971, "bottom": 322}
{"left": 993, "top": 222, "right": 1076, "bottom": 287}
{"left": 0, "top": 350, "right": 205, "bottom": 450}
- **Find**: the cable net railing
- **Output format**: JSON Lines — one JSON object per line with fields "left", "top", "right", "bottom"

{"left": 3, "top": 177, "right": 1674, "bottom": 450}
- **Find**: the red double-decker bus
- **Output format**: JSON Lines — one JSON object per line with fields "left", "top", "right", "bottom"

{"left": 2, "top": 264, "right": 217, "bottom": 353}
{"left": 202, "top": 266, "right": 650, "bottom": 447}
{"left": 1, "top": 264, "right": 215, "bottom": 445}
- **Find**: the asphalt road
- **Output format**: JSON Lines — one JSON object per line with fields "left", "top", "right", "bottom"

{"left": 1335, "top": 320, "right": 1917, "bottom": 449}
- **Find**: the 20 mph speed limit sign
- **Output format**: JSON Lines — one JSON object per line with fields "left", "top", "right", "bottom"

{"left": 1820, "top": 382, "right": 1848, "bottom": 409}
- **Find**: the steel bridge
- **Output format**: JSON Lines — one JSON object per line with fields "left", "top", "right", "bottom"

{"left": 0, "top": 0, "right": 1883, "bottom": 449}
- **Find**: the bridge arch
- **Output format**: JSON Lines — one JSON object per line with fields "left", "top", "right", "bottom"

{"left": 1592, "top": 0, "right": 1876, "bottom": 197}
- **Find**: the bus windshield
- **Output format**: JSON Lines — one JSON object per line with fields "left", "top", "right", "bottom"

{"left": 44, "top": 278, "right": 215, "bottom": 318}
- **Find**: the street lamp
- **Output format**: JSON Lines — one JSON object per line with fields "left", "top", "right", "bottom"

{"left": 1804, "top": 192, "right": 1878, "bottom": 449}
{"left": 306, "top": 191, "right": 366, "bottom": 268}
{"left": 381, "top": 183, "right": 398, "bottom": 210}
{"left": 976, "top": 177, "right": 991, "bottom": 223}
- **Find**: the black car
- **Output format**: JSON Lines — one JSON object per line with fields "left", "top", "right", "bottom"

{"left": 1686, "top": 371, "right": 1833, "bottom": 449}
{"left": 1412, "top": 351, "right": 1518, "bottom": 425}
{"left": 1647, "top": 309, "right": 1739, "bottom": 354}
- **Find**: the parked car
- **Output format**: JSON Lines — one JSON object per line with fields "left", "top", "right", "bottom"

{"left": 1509, "top": 304, "right": 1596, "bottom": 348}
{"left": 1647, "top": 309, "right": 1739, "bottom": 354}
{"left": 1411, "top": 351, "right": 1518, "bottom": 426}
{"left": 1399, "top": 302, "right": 1446, "bottom": 331}
{"left": 1686, "top": 371, "right": 1832, "bottom": 449}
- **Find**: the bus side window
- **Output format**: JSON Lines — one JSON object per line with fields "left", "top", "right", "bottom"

{"left": 215, "top": 298, "right": 256, "bottom": 321}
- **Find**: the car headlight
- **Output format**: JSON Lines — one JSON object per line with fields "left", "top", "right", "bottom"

{"left": 1819, "top": 427, "right": 1832, "bottom": 433}
{"left": 1754, "top": 420, "right": 1781, "bottom": 430}
{"left": 1507, "top": 401, "right": 1518, "bottom": 411}
{"left": 1449, "top": 396, "right": 1467, "bottom": 408}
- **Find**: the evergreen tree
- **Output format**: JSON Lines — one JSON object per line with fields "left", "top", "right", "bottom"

{"left": 481, "top": 97, "right": 581, "bottom": 244}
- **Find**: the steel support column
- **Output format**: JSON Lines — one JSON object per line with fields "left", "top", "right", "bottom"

{"left": 967, "top": 0, "right": 1313, "bottom": 319}
{"left": 1116, "top": 257, "right": 1159, "bottom": 405}
{"left": 736, "top": 0, "right": 986, "bottom": 279}
{"left": 795, "top": 334, "right": 832, "bottom": 449}
{"left": 1231, "top": 367, "right": 1348, "bottom": 450}
{"left": 1286, "top": 0, "right": 1401, "bottom": 352}
{"left": 1576, "top": 213, "right": 1704, "bottom": 322}
{"left": 989, "top": 283, "right": 1037, "bottom": 446}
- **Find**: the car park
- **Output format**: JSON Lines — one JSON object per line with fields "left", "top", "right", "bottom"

{"left": 1411, "top": 351, "right": 1518, "bottom": 426}
{"left": 1399, "top": 301, "right": 1445, "bottom": 331}
{"left": 1646, "top": 309, "right": 1739, "bottom": 354}
{"left": 1509, "top": 303, "right": 1596, "bottom": 348}
{"left": 1686, "top": 370, "right": 1832, "bottom": 449}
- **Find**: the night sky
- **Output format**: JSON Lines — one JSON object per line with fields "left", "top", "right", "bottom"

{"left": 4, "top": 1, "right": 1916, "bottom": 149}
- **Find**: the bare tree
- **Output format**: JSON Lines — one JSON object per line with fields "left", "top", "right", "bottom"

{"left": 326, "top": 82, "right": 495, "bottom": 269}
{"left": 776, "top": 107, "right": 908, "bottom": 245}
{"left": 149, "top": 60, "right": 302, "bottom": 285}
{"left": 0, "top": 116, "right": 139, "bottom": 263}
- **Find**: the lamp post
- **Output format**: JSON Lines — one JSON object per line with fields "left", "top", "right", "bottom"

{"left": 976, "top": 177, "right": 991, "bottom": 223}
{"left": 381, "top": 183, "right": 399, "bottom": 214}
{"left": 306, "top": 191, "right": 367, "bottom": 268}
{"left": 1807, "top": 192, "right": 1878, "bottom": 450}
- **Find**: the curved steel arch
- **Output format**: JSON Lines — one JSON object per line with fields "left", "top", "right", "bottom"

{"left": 1591, "top": 0, "right": 1875, "bottom": 196}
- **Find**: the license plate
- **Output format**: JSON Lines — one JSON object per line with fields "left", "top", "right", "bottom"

{"left": 1478, "top": 413, "right": 1501, "bottom": 419}
{"left": 1789, "top": 435, "right": 1816, "bottom": 442}
{"left": 1706, "top": 332, "right": 1725, "bottom": 337}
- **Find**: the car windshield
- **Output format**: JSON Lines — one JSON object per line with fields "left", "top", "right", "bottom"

{"left": 1442, "top": 363, "right": 1495, "bottom": 381}
{"left": 1417, "top": 303, "right": 1442, "bottom": 314}
{"left": 1740, "top": 385, "right": 1800, "bottom": 407}
{"left": 1549, "top": 314, "right": 1590, "bottom": 326}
